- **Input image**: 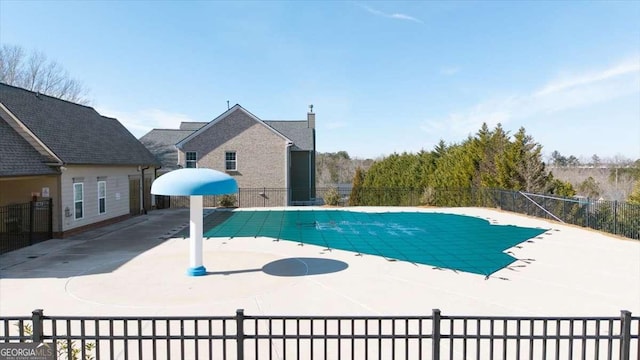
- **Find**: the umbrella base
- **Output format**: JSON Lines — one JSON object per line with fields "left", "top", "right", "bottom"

{"left": 187, "top": 266, "right": 207, "bottom": 276}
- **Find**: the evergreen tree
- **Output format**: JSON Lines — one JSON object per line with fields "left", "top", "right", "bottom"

{"left": 505, "top": 127, "right": 548, "bottom": 192}
{"left": 356, "top": 123, "right": 569, "bottom": 205}
{"left": 433, "top": 139, "right": 448, "bottom": 159}
{"left": 577, "top": 176, "right": 601, "bottom": 199}
{"left": 432, "top": 144, "right": 475, "bottom": 189}
{"left": 349, "top": 167, "right": 366, "bottom": 206}
{"left": 547, "top": 177, "right": 576, "bottom": 197}
{"left": 475, "top": 123, "right": 510, "bottom": 188}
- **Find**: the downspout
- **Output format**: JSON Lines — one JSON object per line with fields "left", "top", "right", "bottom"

{"left": 56, "top": 164, "right": 65, "bottom": 236}
{"left": 285, "top": 141, "right": 293, "bottom": 206}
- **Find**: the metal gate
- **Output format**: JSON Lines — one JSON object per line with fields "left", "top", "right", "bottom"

{"left": 0, "top": 199, "right": 53, "bottom": 254}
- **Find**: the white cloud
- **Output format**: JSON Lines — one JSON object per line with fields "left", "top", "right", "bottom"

{"left": 423, "top": 56, "right": 640, "bottom": 137}
{"left": 390, "top": 13, "right": 421, "bottom": 22}
{"left": 535, "top": 57, "right": 640, "bottom": 96}
{"left": 360, "top": 4, "right": 423, "bottom": 23}
{"left": 96, "top": 107, "right": 198, "bottom": 138}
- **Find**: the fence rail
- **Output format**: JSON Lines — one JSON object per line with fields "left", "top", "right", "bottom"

{"left": 165, "top": 187, "right": 640, "bottom": 240}
{"left": 0, "top": 199, "right": 53, "bottom": 254}
{"left": 478, "top": 189, "right": 640, "bottom": 240}
{"left": 1, "top": 309, "right": 638, "bottom": 360}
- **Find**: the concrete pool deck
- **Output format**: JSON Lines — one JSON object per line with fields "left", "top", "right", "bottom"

{"left": 1, "top": 207, "right": 639, "bottom": 318}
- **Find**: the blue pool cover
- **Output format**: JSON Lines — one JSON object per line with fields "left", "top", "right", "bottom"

{"left": 201, "top": 210, "right": 548, "bottom": 276}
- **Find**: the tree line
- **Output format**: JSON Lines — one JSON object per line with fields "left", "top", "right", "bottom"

{"left": 347, "top": 123, "right": 575, "bottom": 206}
{"left": 316, "top": 126, "right": 640, "bottom": 205}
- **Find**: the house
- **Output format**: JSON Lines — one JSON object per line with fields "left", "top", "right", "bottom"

{"left": 140, "top": 104, "right": 316, "bottom": 205}
{"left": 0, "top": 82, "right": 159, "bottom": 239}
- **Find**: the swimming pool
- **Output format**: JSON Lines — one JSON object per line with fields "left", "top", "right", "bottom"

{"left": 201, "top": 209, "right": 548, "bottom": 276}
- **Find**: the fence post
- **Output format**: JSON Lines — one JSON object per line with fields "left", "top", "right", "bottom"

{"left": 29, "top": 201, "right": 35, "bottom": 245}
{"left": 586, "top": 198, "right": 590, "bottom": 228}
{"left": 620, "top": 310, "right": 631, "bottom": 360}
{"left": 31, "top": 309, "right": 44, "bottom": 343}
{"left": 613, "top": 201, "right": 618, "bottom": 235}
{"left": 432, "top": 309, "right": 441, "bottom": 360}
{"left": 236, "top": 309, "right": 245, "bottom": 360}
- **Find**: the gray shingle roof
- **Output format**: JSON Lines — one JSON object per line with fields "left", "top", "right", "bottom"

{"left": 139, "top": 129, "right": 193, "bottom": 170}
{"left": 0, "top": 118, "right": 58, "bottom": 177}
{"left": 179, "top": 122, "right": 207, "bottom": 131}
{"left": 265, "top": 121, "right": 314, "bottom": 151}
{"left": 0, "top": 83, "right": 159, "bottom": 166}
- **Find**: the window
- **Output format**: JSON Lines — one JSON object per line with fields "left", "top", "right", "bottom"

{"left": 186, "top": 152, "right": 197, "bottom": 168}
{"left": 98, "top": 181, "right": 106, "bottom": 214}
{"left": 225, "top": 151, "right": 237, "bottom": 171}
{"left": 73, "top": 183, "right": 84, "bottom": 220}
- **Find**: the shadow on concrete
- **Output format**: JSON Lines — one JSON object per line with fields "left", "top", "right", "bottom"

{"left": 0, "top": 209, "right": 350, "bottom": 280}
{"left": 205, "top": 257, "right": 349, "bottom": 277}
{"left": 206, "top": 268, "right": 262, "bottom": 276}
{"left": 262, "top": 257, "right": 348, "bottom": 277}
{"left": 0, "top": 209, "right": 200, "bottom": 279}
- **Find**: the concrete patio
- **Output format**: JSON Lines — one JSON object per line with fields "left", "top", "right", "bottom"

{"left": 1, "top": 207, "right": 638, "bottom": 318}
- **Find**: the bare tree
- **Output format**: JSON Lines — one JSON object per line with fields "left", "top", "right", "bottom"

{"left": 548, "top": 155, "right": 638, "bottom": 201}
{"left": 0, "top": 44, "right": 89, "bottom": 104}
{"left": 316, "top": 152, "right": 374, "bottom": 187}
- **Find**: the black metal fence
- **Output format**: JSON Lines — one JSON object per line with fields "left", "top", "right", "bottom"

{"left": 0, "top": 199, "right": 53, "bottom": 254}
{"left": 166, "top": 187, "right": 640, "bottom": 240}
{"left": 1, "top": 309, "right": 637, "bottom": 360}
{"left": 486, "top": 189, "right": 640, "bottom": 240}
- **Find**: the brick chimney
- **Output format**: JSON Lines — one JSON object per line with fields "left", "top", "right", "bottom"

{"left": 307, "top": 104, "right": 315, "bottom": 129}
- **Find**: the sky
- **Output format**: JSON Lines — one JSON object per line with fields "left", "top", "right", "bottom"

{"left": 1, "top": 1, "right": 639, "bottom": 161}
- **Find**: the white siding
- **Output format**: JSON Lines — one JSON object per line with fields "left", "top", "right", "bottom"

{"left": 60, "top": 165, "right": 137, "bottom": 231}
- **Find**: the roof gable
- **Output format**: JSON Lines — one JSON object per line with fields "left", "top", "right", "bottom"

{"left": 0, "top": 83, "right": 159, "bottom": 166}
{"left": 0, "top": 102, "right": 62, "bottom": 164}
{"left": 176, "top": 104, "right": 291, "bottom": 148}
{"left": 0, "top": 118, "right": 58, "bottom": 177}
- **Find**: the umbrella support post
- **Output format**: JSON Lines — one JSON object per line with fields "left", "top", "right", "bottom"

{"left": 187, "top": 195, "right": 207, "bottom": 276}
{"left": 150, "top": 168, "right": 238, "bottom": 276}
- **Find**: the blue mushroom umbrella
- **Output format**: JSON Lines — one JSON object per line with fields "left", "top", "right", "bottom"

{"left": 151, "top": 168, "right": 238, "bottom": 276}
